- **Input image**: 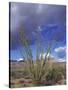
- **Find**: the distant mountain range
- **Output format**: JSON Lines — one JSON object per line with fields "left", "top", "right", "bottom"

{"left": 10, "top": 56, "right": 66, "bottom": 63}
{"left": 10, "top": 59, "right": 25, "bottom": 62}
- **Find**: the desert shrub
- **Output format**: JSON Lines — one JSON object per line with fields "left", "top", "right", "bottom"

{"left": 46, "top": 67, "right": 64, "bottom": 85}
{"left": 11, "top": 69, "right": 29, "bottom": 79}
{"left": 59, "top": 66, "right": 66, "bottom": 79}
{"left": 11, "top": 71, "right": 23, "bottom": 79}
{"left": 19, "top": 29, "right": 54, "bottom": 86}
{"left": 53, "top": 63, "right": 66, "bottom": 79}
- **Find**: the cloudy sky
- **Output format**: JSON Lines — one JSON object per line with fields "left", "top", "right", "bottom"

{"left": 9, "top": 2, "right": 66, "bottom": 62}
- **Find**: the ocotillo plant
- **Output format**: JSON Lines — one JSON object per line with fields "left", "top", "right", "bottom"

{"left": 19, "top": 28, "right": 52, "bottom": 85}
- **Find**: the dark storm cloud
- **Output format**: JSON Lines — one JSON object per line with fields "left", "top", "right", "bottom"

{"left": 10, "top": 2, "right": 66, "bottom": 50}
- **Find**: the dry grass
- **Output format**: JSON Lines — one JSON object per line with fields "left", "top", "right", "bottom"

{"left": 10, "top": 60, "right": 66, "bottom": 88}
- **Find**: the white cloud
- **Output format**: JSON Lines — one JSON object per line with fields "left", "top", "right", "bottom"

{"left": 37, "top": 26, "right": 43, "bottom": 32}
{"left": 58, "top": 58, "right": 66, "bottom": 62}
{"left": 40, "top": 53, "right": 48, "bottom": 59}
{"left": 54, "top": 46, "right": 66, "bottom": 59}
{"left": 36, "top": 4, "right": 50, "bottom": 14}
{"left": 39, "top": 53, "right": 54, "bottom": 59}
{"left": 54, "top": 46, "right": 66, "bottom": 53}
{"left": 17, "top": 58, "right": 23, "bottom": 62}
{"left": 36, "top": 5, "right": 43, "bottom": 14}
{"left": 39, "top": 52, "right": 66, "bottom": 62}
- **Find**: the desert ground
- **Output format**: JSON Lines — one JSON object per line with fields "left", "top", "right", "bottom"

{"left": 9, "top": 60, "right": 66, "bottom": 88}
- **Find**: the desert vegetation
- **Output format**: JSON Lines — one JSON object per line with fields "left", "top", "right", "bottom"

{"left": 9, "top": 29, "right": 66, "bottom": 88}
